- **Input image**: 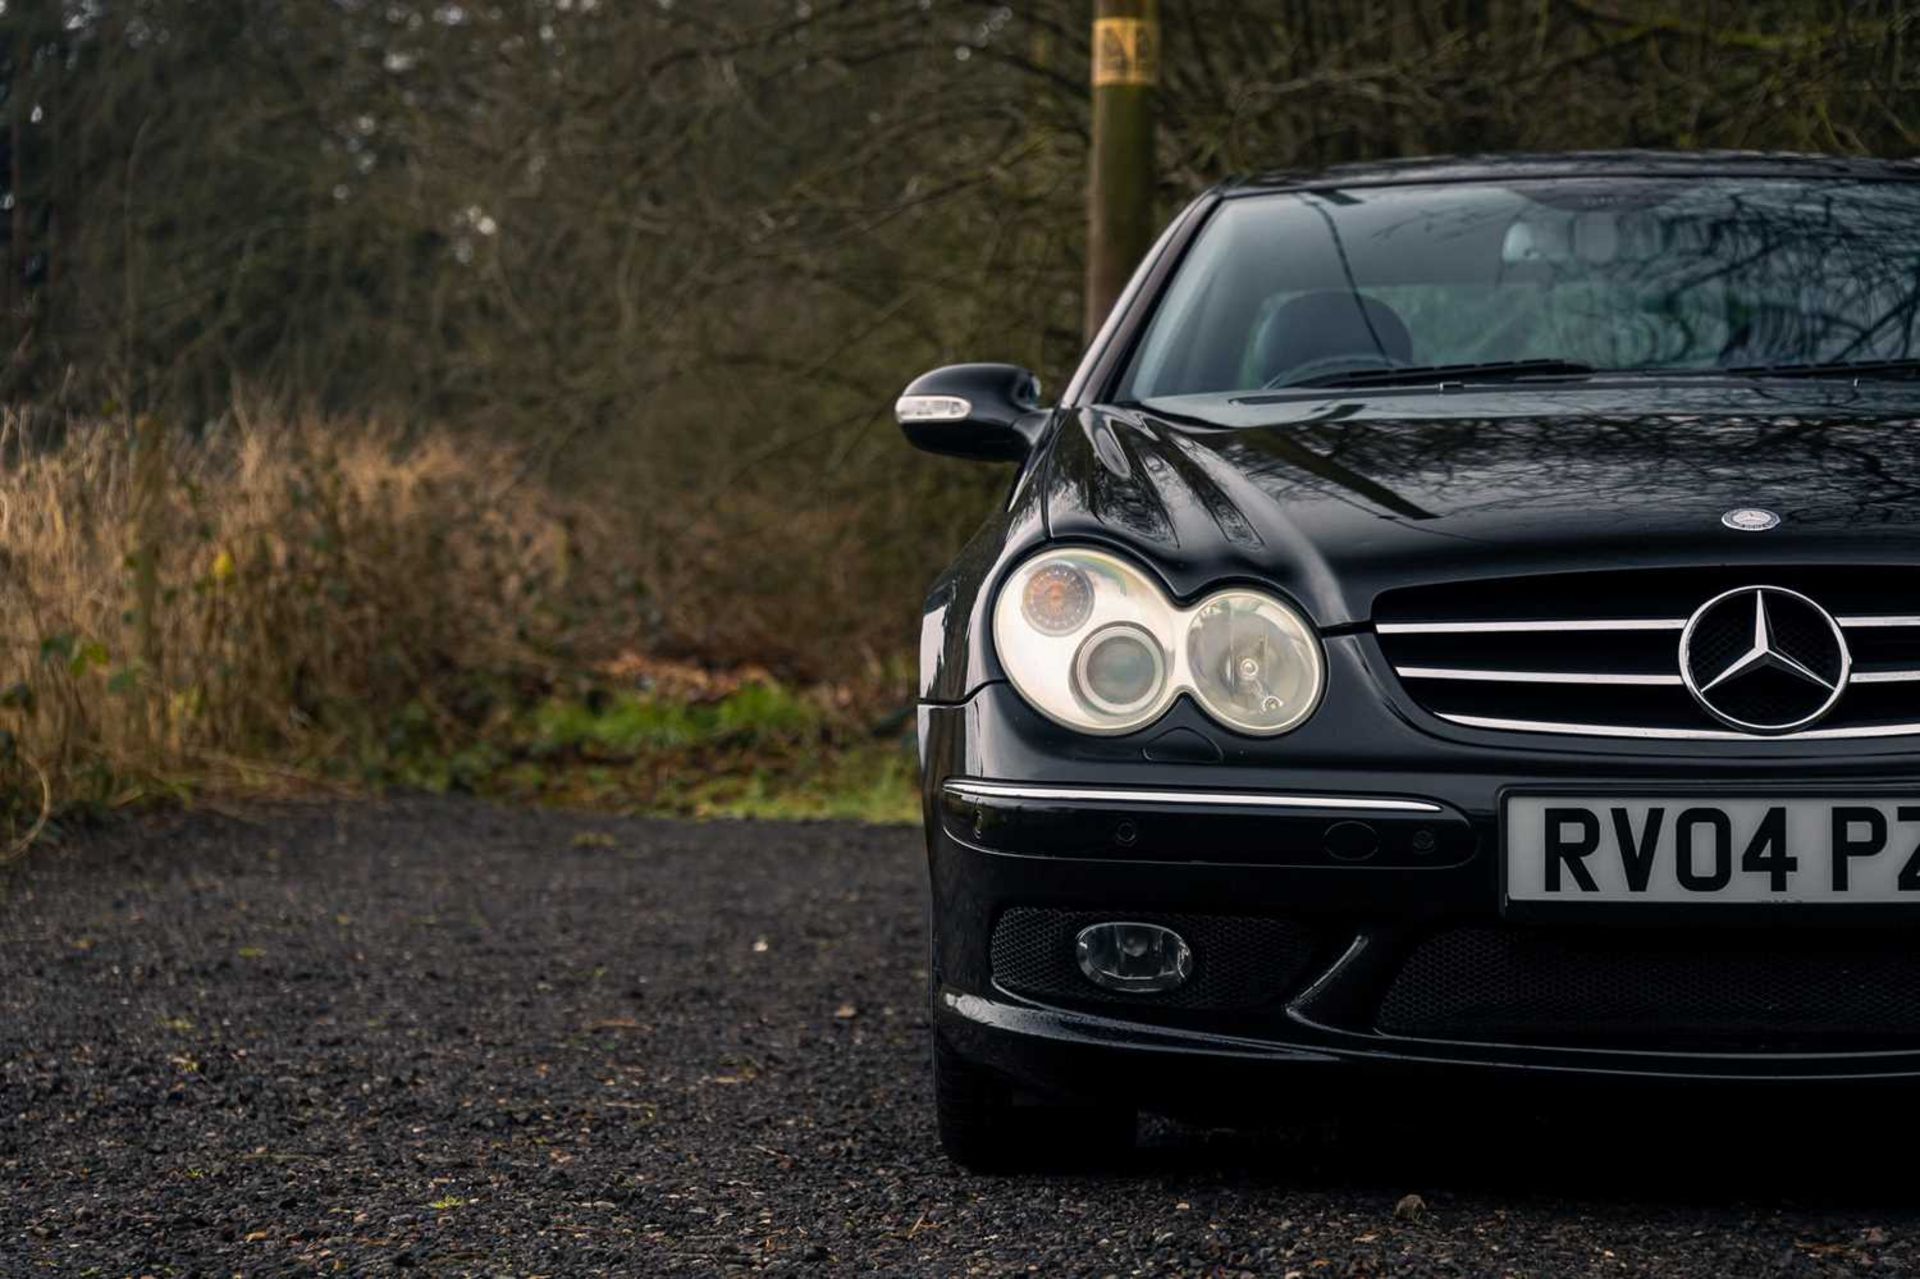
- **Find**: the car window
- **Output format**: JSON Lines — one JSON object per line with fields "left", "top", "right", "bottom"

{"left": 1121, "top": 178, "right": 1920, "bottom": 397}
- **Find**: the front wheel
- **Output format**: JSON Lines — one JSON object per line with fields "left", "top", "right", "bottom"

{"left": 933, "top": 1033, "right": 1135, "bottom": 1172}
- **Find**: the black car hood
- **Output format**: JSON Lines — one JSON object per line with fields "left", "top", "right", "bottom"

{"left": 1042, "top": 383, "right": 1920, "bottom": 627}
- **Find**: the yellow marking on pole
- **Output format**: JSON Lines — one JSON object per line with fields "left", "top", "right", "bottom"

{"left": 1092, "top": 16, "right": 1159, "bottom": 88}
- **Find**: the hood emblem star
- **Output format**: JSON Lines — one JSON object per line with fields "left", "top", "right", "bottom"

{"left": 1722, "top": 507, "right": 1781, "bottom": 531}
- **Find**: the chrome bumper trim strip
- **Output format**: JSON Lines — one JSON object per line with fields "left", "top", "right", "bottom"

{"left": 942, "top": 780, "right": 1445, "bottom": 814}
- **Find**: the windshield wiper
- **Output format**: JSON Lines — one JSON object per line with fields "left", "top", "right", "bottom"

{"left": 1278, "top": 358, "right": 1596, "bottom": 390}
{"left": 1725, "top": 358, "right": 1920, "bottom": 381}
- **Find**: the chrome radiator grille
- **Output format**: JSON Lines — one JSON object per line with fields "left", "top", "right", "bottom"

{"left": 1372, "top": 568, "right": 1920, "bottom": 741}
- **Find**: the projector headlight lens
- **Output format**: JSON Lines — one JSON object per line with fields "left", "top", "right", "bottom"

{"left": 1074, "top": 623, "right": 1166, "bottom": 715}
{"left": 991, "top": 547, "right": 1323, "bottom": 737}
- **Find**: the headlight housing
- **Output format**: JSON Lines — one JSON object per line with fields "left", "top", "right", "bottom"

{"left": 991, "top": 547, "right": 1324, "bottom": 736}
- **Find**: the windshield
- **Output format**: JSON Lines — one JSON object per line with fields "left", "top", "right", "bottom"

{"left": 1120, "top": 177, "right": 1920, "bottom": 398}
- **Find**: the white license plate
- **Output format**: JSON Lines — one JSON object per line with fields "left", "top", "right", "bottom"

{"left": 1505, "top": 796, "right": 1920, "bottom": 904}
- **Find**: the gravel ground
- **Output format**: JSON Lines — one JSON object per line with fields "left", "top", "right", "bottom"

{"left": 4, "top": 797, "right": 1919, "bottom": 1276}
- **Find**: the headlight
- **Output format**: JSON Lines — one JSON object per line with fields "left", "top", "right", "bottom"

{"left": 1183, "top": 591, "right": 1323, "bottom": 734}
{"left": 991, "top": 548, "right": 1324, "bottom": 736}
{"left": 993, "top": 549, "right": 1178, "bottom": 734}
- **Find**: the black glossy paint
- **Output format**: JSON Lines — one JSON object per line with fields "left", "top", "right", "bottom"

{"left": 897, "top": 363, "right": 1047, "bottom": 461}
{"left": 904, "top": 153, "right": 1920, "bottom": 1105}
{"left": 1048, "top": 385, "right": 1920, "bottom": 623}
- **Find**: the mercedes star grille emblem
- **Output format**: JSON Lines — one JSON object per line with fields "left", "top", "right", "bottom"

{"left": 1679, "top": 585, "right": 1850, "bottom": 734}
{"left": 1721, "top": 507, "right": 1782, "bottom": 531}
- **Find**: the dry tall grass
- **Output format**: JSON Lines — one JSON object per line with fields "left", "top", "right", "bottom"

{"left": 0, "top": 413, "right": 587, "bottom": 845}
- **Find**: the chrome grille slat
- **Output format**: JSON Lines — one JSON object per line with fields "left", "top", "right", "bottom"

{"left": 1840, "top": 615, "right": 1920, "bottom": 629}
{"left": 1401, "top": 665, "right": 1920, "bottom": 689}
{"left": 1398, "top": 666, "right": 1683, "bottom": 686}
{"left": 1437, "top": 713, "right": 1920, "bottom": 742}
{"left": 1376, "top": 618, "right": 1685, "bottom": 634}
{"left": 1373, "top": 568, "right": 1920, "bottom": 744}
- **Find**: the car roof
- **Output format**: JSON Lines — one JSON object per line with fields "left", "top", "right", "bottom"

{"left": 1221, "top": 150, "right": 1920, "bottom": 195}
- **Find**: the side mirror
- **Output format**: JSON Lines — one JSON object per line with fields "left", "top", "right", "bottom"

{"left": 895, "top": 363, "right": 1047, "bottom": 461}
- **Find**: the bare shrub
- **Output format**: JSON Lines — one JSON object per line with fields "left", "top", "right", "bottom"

{"left": 0, "top": 412, "right": 589, "bottom": 842}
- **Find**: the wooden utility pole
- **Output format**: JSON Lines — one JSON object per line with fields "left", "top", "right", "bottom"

{"left": 5, "top": 19, "right": 22, "bottom": 342}
{"left": 1084, "top": 0, "right": 1158, "bottom": 342}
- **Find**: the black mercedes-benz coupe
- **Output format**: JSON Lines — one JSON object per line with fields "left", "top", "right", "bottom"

{"left": 897, "top": 151, "right": 1920, "bottom": 1170}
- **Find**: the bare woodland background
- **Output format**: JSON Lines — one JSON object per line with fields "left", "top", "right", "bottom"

{"left": 0, "top": 1, "right": 1916, "bottom": 820}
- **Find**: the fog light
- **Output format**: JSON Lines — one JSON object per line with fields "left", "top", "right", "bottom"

{"left": 1074, "top": 922, "right": 1193, "bottom": 994}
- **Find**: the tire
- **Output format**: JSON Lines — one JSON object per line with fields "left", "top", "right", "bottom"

{"left": 933, "top": 1032, "right": 1135, "bottom": 1172}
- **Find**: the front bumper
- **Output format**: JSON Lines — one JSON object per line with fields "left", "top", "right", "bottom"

{"left": 923, "top": 683, "right": 1920, "bottom": 1097}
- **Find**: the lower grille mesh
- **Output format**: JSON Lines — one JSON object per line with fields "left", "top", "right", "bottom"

{"left": 1378, "top": 927, "right": 1920, "bottom": 1048}
{"left": 990, "top": 908, "right": 1321, "bottom": 1011}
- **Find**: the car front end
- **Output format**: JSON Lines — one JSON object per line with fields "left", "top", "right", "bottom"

{"left": 900, "top": 152, "right": 1920, "bottom": 1168}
